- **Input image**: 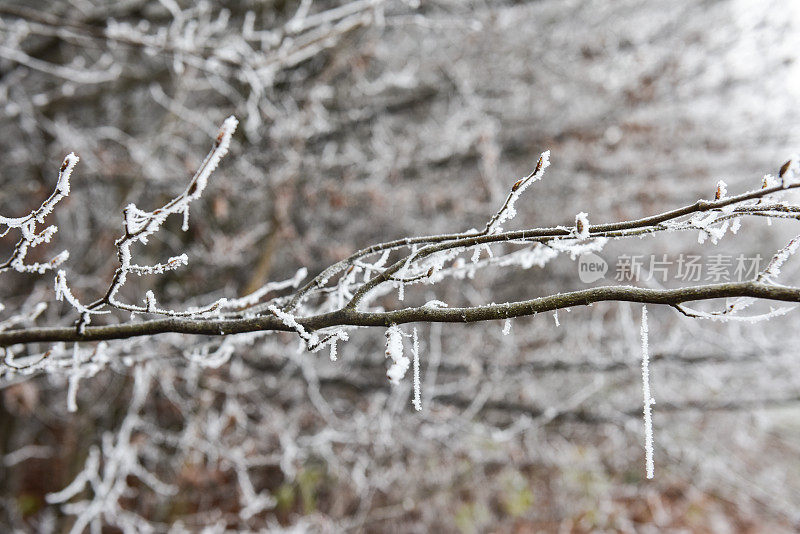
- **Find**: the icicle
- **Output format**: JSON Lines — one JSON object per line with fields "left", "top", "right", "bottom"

{"left": 553, "top": 310, "right": 559, "bottom": 327}
{"left": 641, "top": 306, "right": 655, "bottom": 479}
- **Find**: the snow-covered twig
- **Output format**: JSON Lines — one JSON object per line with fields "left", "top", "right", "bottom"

{"left": 0, "top": 153, "right": 77, "bottom": 274}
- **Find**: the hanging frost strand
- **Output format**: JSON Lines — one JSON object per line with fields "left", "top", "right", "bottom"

{"left": 641, "top": 306, "right": 655, "bottom": 480}
{"left": 181, "top": 206, "right": 190, "bottom": 232}
{"left": 412, "top": 328, "right": 422, "bottom": 411}
{"left": 502, "top": 318, "right": 512, "bottom": 335}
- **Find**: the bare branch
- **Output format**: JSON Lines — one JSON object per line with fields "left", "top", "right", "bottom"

{"left": 2, "top": 280, "right": 799, "bottom": 346}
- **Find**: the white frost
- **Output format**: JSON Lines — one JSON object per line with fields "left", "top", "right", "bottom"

{"left": 385, "top": 324, "right": 410, "bottom": 385}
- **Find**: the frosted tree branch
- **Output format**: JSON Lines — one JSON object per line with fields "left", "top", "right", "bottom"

{"left": 3, "top": 134, "right": 800, "bottom": 356}
{"left": 53, "top": 116, "right": 239, "bottom": 334}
